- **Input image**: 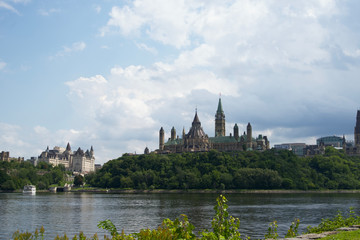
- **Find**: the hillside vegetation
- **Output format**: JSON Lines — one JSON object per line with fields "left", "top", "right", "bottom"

{"left": 86, "top": 147, "right": 360, "bottom": 190}
{"left": 0, "top": 161, "right": 66, "bottom": 190}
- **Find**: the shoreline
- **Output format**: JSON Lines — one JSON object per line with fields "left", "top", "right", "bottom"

{"left": 2, "top": 189, "right": 360, "bottom": 194}
{"left": 70, "top": 188, "right": 360, "bottom": 194}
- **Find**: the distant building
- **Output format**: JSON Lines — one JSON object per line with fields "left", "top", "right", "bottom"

{"left": 10, "top": 157, "right": 24, "bottom": 162}
{"left": 304, "top": 144, "right": 325, "bottom": 156}
{"left": 144, "top": 147, "right": 149, "bottom": 154}
{"left": 38, "top": 143, "right": 95, "bottom": 174}
{"left": 95, "top": 164, "right": 102, "bottom": 171}
{"left": 316, "top": 136, "right": 345, "bottom": 148}
{"left": 0, "top": 151, "right": 10, "bottom": 162}
{"left": 274, "top": 143, "right": 306, "bottom": 156}
{"left": 152, "top": 98, "right": 270, "bottom": 154}
{"left": 345, "top": 110, "right": 360, "bottom": 156}
{"left": 0, "top": 152, "right": 24, "bottom": 162}
{"left": 27, "top": 157, "right": 38, "bottom": 166}
{"left": 303, "top": 110, "right": 360, "bottom": 156}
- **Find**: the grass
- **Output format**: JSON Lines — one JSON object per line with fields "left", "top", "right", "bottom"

{"left": 320, "top": 229, "right": 360, "bottom": 239}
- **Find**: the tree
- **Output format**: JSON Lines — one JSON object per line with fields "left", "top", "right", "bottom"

{"left": 74, "top": 175, "right": 84, "bottom": 186}
{"left": 1, "top": 179, "right": 16, "bottom": 190}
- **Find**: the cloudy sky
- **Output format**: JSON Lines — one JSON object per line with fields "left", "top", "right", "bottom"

{"left": 1, "top": 0, "right": 360, "bottom": 164}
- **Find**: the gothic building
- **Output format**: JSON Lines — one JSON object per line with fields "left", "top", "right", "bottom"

{"left": 345, "top": 110, "right": 360, "bottom": 155}
{"left": 38, "top": 143, "right": 95, "bottom": 173}
{"left": 154, "top": 98, "right": 270, "bottom": 154}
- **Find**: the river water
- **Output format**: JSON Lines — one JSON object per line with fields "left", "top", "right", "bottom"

{"left": 1, "top": 192, "right": 360, "bottom": 239}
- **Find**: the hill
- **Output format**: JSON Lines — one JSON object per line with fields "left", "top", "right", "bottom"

{"left": 86, "top": 147, "right": 360, "bottom": 190}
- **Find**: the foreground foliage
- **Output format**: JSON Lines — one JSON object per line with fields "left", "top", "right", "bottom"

{"left": 320, "top": 229, "right": 360, "bottom": 240}
{"left": 306, "top": 208, "right": 360, "bottom": 233}
{"left": 11, "top": 195, "right": 360, "bottom": 240}
{"left": 86, "top": 147, "right": 360, "bottom": 190}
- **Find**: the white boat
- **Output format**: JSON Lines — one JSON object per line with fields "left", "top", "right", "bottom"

{"left": 23, "top": 185, "right": 36, "bottom": 194}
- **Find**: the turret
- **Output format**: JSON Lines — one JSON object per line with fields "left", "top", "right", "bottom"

{"left": 144, "top": 147, "right": 149, "bottom": 154}
{"left": 215, "top": 98, "right": 225, "bottom": 137}
{"left": 66, "top": 142, "right": 71, "bottom": 151}
{"left": 171, "top": 127, "right": 176, "bottom": 141}
{"left": 159, "top": 127, "right": 165, "bottom": 150}
{"left": 182, "top": 127, "right": 186, "bottom": 144}
{"left": 264, "top": 136, "right": 270, "bottom": 149}
{"left": 355, "top": 110, "right": 360, "bottom": 146}
{"left": 234, "top": 123, "right": 239, "bottom": 140}
{"left": 247, "top": 122, "right": 252, "bottom": 149}
{"left": 90, "top": 146, "right": 94, "bottom": 157}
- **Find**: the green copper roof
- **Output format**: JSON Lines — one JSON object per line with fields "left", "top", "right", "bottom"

{"left": 164, "top": 138, "right": 183, "bottom": 146}
{"left": 217, "top": 98, "right": 224, "bottom": 114}
{"left": 209, "top": 136, "right": 237, "bottom": 143}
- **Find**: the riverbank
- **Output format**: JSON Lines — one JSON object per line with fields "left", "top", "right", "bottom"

{"left": 69, "top": 188, "right": 360, "bottom": 194}
{"left": 281, "top": 225, "right": 360, "bottom": 240}
{"left": 3, "top": 188, "right": 360, "bottom": 194}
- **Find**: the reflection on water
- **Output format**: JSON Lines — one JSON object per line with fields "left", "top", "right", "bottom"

{"left": 1, "top": 192, "right": 360, "bottom": 239}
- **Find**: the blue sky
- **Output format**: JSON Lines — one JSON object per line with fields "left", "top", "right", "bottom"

{"left": 1, "top": 0, "right": 360, "bottom": 164}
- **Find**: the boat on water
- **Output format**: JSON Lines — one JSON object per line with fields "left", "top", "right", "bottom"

{"left": 23, "top": 185, "right": 36, "bottom": 194}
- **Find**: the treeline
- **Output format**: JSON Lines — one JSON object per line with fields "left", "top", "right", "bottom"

{"left": 86, "top": 147, "right": 360, "bottom": 190}
{"left": 0, "top": 161, "right": 66, "bottom": 191}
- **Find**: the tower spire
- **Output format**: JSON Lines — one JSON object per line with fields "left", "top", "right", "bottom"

{"left": 192, "top": 110, "right": 201, "bottom": 126}
{"left": 355, "top": 110, "right": 360, "bottom": 145}
{"left": 159, "top": 127, "right": 165, "bottom": 151}
{"left": 215, "top": 97, "right": 225, "bottom": 137}
{"left": 66, "top": 142, "right": 71, "bottom": 151}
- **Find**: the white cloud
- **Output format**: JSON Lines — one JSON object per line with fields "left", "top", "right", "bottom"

{"left": 136, "top": 42, "right": 157, "bottom": 55}
{"left": 38, "top": 8, "right": 60, "bottom": 16}
{"left": 0, "top": 0, "right": 31, "bottom": 14}
{"left": 0, "top": 122, "right": 23, "bottom": 147}
{"left": 0, "top": 60, "right": 6, "bottom": 70}
{"left": 34, "top": 126, "right": 49, "bottom": 135}
{"left": 0, "top": 122, "right": 101, "bottom": 161}
{"left": 51, "top": 41, "right": 86, "bottom": 59}
{"left": 11, "top": 0, "right": 30, "bottom": 4}
{"left": 100, "top": 5, "right": 145, "bottom": 37}
{"left": 84, "top": 0, "right": 360, "bottom": 159}
{"left": 4, "top": 1, "right": 359, "bottom": 164}
{"left": 0, "top": 1, "right": 19, "bottom": 14}
{"left": 344, "top": 49, "right": 360, "bottom": 58}
{"left": 66, "top": 42, "right": 86, "bottom": 52}
{"left": 94, "top": 5, "right": 101, "bottom": 14}
{"left": 20, "top": 64, "right": 30, "bottom": 71}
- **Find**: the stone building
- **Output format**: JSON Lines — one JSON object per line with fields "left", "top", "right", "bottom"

{"left": 0, "top": 151, "right": 24, "bottom": 162}
{"left": 154, "top": 98, "right": 270, "bottom": 154}
{"left": 0, "top": 151, "right": 10, "bottom": 162}
{"left": 38, "top": 143, "right": 95, "bottom": 173}
{"left": 274, "top": 143, "right": 306, "bottom": 156}
{"left": 345, "top": 110, "right": 360, "bottom": 156}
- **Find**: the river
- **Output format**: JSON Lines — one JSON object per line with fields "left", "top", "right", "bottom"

{"left": 1, "top": 192, "right": 360, "bottom": 239}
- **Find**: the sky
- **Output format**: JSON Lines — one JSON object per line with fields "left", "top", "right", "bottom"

{"left": 1, "top": 0, "right": 360, "bottom": 164}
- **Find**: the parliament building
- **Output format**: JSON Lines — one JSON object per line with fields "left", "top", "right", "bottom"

{"left": 151, "top": 98, "right": 270, "bottom": 154}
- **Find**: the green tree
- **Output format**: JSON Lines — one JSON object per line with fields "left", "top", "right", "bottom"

{"left": 1, "top": 179, "right": 16, "bottom": 190}
{"left": 74, "top": 175, "right": 84, "bottom": 186}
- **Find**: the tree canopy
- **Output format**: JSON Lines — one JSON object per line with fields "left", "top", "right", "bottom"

{"left": 0, "top": 161, "right": 66, "bottom": 190}
{"left": 86, "top": 147, "right": 360, "bottom": 190}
